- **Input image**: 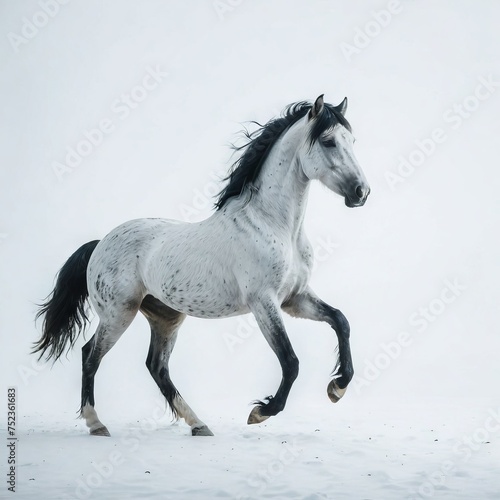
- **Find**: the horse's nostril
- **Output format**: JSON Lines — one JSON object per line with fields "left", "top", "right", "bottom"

{"left": 355, "top": 186, "right": 364, "bottom": 199}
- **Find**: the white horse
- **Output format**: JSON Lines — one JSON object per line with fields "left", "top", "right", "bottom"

{"left": 34, "top": 95, "right": 370, "bottom": 437}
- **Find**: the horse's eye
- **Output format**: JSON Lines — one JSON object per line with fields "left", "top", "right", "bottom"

{"left": 322, "top": 139, "right": 336, "bottom": 148}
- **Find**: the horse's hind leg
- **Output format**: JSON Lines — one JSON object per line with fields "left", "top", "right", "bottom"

{"left": 80, "top": 308, "right": 138, "bottom": 436}
{"left": 141, "top": 295, "right": 213, "bottom": 437}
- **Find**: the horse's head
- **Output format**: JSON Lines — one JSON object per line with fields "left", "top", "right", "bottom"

{"left": 298, "top": 95, "right": 370, "bottom": 208}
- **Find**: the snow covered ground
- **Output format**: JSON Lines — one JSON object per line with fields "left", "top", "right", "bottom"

{"left": 1, "top": 1, "right": 500, "bottom": 498}
{"left": 15, "top": 398, "right": 500, "bottom": 499}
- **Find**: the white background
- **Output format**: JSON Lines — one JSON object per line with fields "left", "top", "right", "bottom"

{"left": 1, "top": 1, "right": 499, "bottom": 499}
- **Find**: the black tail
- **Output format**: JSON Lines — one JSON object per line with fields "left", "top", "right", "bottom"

{"left": 33, "top": 240, "right": 100, "bottom": 362}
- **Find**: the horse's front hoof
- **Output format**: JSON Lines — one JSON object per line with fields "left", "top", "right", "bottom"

{"left": 247, "top": 406, "right": 271, "bottom": 425}
{"left": 327, "top": 380, "right": 347, "bottom": 403}
{"left": 90, "top": 425, "right": 111, "bottom": 437}
{"left": 191, "top": 425, "right": 214, "bottom": 436}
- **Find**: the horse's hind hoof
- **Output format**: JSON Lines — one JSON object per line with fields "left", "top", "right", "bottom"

{"left": 90, "top": 425, "right": 111, "bottom": 437}
{"left": 247, "top": 406, "right": 270, "bottom": 425}
{"left": 327, "top": 380, "right": 347, "bottom": 403}
{"left": 191, "top": 425, "right": 214, "bottom": 436}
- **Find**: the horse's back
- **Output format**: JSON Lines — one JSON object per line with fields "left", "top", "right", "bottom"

{"left": 89, "top": 218, "right": 184, "bottom": 268}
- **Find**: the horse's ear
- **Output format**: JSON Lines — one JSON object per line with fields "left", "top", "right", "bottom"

{"left": 335, "top": 97, "right": 348, "bottom": 116}
{"left": 309, "top": 94, "right": 325, "bottom": 119}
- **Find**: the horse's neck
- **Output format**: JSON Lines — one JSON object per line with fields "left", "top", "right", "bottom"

{"left": 250, "top": 124, "right": 310, "bottom": 237}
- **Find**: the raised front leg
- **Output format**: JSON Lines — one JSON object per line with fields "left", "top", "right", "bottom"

{"left": 247, "top": 296, "right": 299, "bottom": 425}
{"left": 282, "top": 288, "right": 353, "bottom": 403}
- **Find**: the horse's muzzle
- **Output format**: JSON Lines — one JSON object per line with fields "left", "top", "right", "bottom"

{"left": 345, "top": 185, "right": 370, "bottom": 207}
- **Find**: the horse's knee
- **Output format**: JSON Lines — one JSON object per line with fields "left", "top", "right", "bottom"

{"left": 287, "top": 356, "right": 299, "bottom": 382}
{"left": 145, "top": 356, "right": 160, "bottom": 378}
{"left": 82, "top": 338, "right": 96, "bottom": 359}
{"left": 81, "top": 341, "right": 102, "bottom": 378}
{"left": 330, "top": 309, "right": 350, "bottom": 339}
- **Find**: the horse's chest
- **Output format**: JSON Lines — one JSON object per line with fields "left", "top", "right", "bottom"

{"left": 262, "top": 239, "right": 313, "bottom": 300}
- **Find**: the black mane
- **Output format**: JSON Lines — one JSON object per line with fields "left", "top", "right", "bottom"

{"left": 215, "top": 100, "right": 352, "bottom": 210}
